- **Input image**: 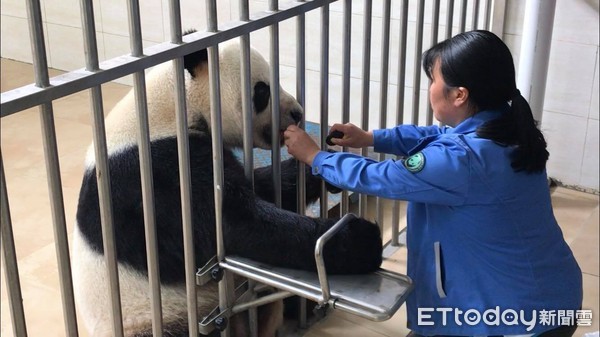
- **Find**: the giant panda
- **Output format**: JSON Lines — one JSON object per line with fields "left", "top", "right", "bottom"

{"left": 72, "top": 37, "right": 383, "bottom": 337}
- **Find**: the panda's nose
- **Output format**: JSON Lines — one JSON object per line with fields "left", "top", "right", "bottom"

{"left": 290, "top": 109, "right": 303, "bottom": 124}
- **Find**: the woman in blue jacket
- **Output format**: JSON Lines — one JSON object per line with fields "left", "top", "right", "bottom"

{"left": 284, "top": 30, "right": 582, "bottom": 337}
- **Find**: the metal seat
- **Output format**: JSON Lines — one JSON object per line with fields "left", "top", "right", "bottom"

{"left": 221, "top": 256, "right": 413, "bottom": 321}
{"left": 216, "top": 213, "right": 414, "bottom": 322}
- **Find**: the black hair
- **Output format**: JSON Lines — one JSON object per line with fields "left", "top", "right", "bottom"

{"left": 422, "top": 30, "right": 549, "bottom": 173}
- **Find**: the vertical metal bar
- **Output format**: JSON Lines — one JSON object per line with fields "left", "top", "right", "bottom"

{"left": 459, "top": 0, "right": 468, "bottom": 33}
{"left": 489, "top": 0, "right": 506, "bottom": 36}
{"left": 340, "top": 0, "right": 352, "bottom": 216}
{"left": 238, "top": 2, "right": 258, "bottom": 335}
{"left": 91, "top": 86, "right": 125, "bottom": 337}
{"left": 240, "top": 0, "right": 254, "bottom": 187}
{"left": 296, "top": 0, "right": 307, "bottom": 220}
{"left": 411, "top": 0, "right": 425, "bottom": 125}
{"left": 375, "top": 0, "right": 391, "bottom": 229}
{"left": 359, "top": 0, "right": 373, "bottom": 218}
{"left": 319, "top": 3, "right": 330, "bottom": 218}
{"left": 483, "top": 0, "right": 492, "bottom": 30}
{"left": 79, "top": 0, "right": 124, "bottom": 334}
{"left": 40, "top": 94, "right": 81, "bottom": 337}
{"left": 472, "top": 0, "right": 480, "bottom": 30}
{"left": 206, "top": 3, "right": 234, "bottom": 337}
{"left": 446, "top": 0, "right": 455, "bottom": 39}
{"left": 391, "top": 0, "right": 409, "bottom": 246}
{"left": 1, "top": 153, "right": 28, "bottom": 337}
{"left": 168, "top": 4, "right": 198, "bottom": 336}
{"left": 296, "top": 1, "right": 308, "bottom": 329}
{"left": 269, "top": 0, "right": 282, "bottom": 208}
{"left": 127, "top": 0, "right": 143, "bottom": 56}
{"left": 426, "top": 0, "right": 441, "bottom": 126}
{"left": 25, "top": 0, "right": 48, "bottom": 88}
{"left": 25, "top": 0, "right": 79, "bottom": 335}
{"left": 94, "top": 90, "right": 128, "bottom": 337}
{"left": 126, "top": 0, "right": 164, "bottom": 334}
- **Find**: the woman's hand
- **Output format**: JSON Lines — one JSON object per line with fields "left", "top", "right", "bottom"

{"left": 284, "top": 125, "right": 321, "bottom": 166}
{"left": 328, "top": 123, "right": 374, "bottom": 148}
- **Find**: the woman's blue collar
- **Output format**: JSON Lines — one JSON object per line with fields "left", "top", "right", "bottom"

{"left": 446, "top": 109, "right": 505, "bottom": 134}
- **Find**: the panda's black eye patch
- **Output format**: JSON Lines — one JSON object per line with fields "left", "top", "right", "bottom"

{"left": 253, "top": 81, "right": 270, "bottom": 114}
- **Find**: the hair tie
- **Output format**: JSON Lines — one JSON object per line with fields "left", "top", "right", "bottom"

{"left": 513, "top": 89, "right": 521, "bottom": 98}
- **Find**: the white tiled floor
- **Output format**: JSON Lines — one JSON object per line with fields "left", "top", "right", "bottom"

{"left": 1, "top": 58, "right": 598, "bottom": 337}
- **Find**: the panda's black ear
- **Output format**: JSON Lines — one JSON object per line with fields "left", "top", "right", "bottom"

{"left": 184, "top": 49, "right": 208, "bottom": 78}
{"left": 183, "top": 29, "right": 208, "bottom": 78}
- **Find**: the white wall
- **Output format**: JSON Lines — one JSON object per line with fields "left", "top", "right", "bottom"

{"left": 1, "top": 0, "right": 598, "bottom": 192}
{"left": 503, "top": 0, "right": 599, "bottom": 192}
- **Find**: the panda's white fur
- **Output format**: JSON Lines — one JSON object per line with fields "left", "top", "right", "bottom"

{"left": 73, "top": 40, "right": 382, "bottom": 337}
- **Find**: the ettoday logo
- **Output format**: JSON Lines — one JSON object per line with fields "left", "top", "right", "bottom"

{"left": 417, "top": 307, "right": 592, "bottom": 331}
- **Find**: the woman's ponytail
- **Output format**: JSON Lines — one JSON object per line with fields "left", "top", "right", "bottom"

{"left": 506, "top": 90, "right": 549, "bottom": 173}
{"left": 476, "top": 89, "right": 549, "bottom": 173}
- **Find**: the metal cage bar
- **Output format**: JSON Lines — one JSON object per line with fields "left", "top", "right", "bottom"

{"left": 358, "top": 0, "right": 373, "bottom": 218}
{"left": 484, "top": 0, "right": 492, "bottom": 30}
{"left": 269, "top": 0, "right": 283, "bottom": 208}
{"left": 25, "top": 0, "right": 79, "bottom": 335}
{"left": 411, "top": 0, "right": 425, "bottom": 125}
{"left": 205, "top": 2, "right": 236, "bottom": 337}
{"left": 296, "top": 0, "right": 307, "bottom": 226}
{"left": 295, "top": 1, "right": 308, "bottom": 328}
{"left": 240, "top": 0, "right": 255, "bottom": 187}
{"left": 1, "top": 153, "right": 28, "bottom": 337}
{"left": 375, "top": 0, "right": 392, "bottom": 228}
{"left": 446, "top": 0, "right": 455, "bottom": 39}
{"left": 88, "top": 79, "right": 125, "bottom": 337}
{"left": 167, "top": 2, "right": 199, "bottom": 336}
{"left": 459, "top": 0, "right": 468, "bottom": 33}
{"left": 391, "top": 0, "right": 409, "bottom": 248}
{"left": 319, "top": 3, "right": 330, "bottom": 218}
{"left": 340, "top": 0, "right": 352, "bottom": 216}
{"left": 426, "top": 0, "right": 441, "bottom": 126}
{"left": 238, "top": 2, "right": 259, "bottom": 335}
{"left": 126, "top": 0, "right": 164, "bottom": 334}
{"left": 472, "top": 0, "right": 481, "bottom": 30}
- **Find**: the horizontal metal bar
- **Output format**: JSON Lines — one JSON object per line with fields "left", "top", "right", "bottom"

{"left": 220, "top": 260, "right": 324, "bottom": 301}
{"left": 1, "top": 0, "right": 335, "bottom": 117}
{"left": 231, "top": 291, "right": 294, "bottom": 314}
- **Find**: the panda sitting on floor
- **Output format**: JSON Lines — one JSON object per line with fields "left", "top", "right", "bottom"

{"left": 72, "top": 37, "right": 383, "bottom": 337}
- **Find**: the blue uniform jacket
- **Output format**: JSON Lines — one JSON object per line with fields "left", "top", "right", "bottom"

{"left": 311, "top": 110, "right": 583, "bottom": 336}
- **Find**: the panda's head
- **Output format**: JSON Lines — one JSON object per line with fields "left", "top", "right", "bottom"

{"left": 183, "top": 39, "right": 303, "bottom": 149}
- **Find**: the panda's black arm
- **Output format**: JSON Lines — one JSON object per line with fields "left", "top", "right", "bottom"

{"left": 252, "top": 158, "right": 325, "bottom": 212}
{"left": 223, "top": 198, "right": 382, "bottom": 274}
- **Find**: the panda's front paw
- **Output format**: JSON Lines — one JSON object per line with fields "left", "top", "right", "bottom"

{"left": 303, "top": 164, "right": 343, "bottom": 194}
{"left": 323, "top": 218, "right": 382, "bottom": 274}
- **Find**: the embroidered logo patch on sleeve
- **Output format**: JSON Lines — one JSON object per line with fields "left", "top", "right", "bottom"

{"left": 404, "top": 152, "right": 425, "bottom": 173}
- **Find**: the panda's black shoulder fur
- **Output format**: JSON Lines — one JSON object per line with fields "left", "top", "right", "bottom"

{"left": 76, "top": 133, "right": 255, "bottom": 283}
{"left": 76, "top": 131, "right": 382, "bottom": 286}
{"left": 182, "top": 29, "right": 208, "bottom": 77}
